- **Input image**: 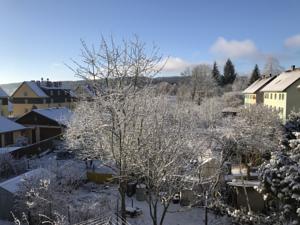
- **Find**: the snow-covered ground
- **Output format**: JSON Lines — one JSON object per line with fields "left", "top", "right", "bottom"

{"left": 0, "top": 220, "right": 14, "bottom": 225}
{"left": 0, "top": 151, "right": 231, "bottom": 225}
{"left": 125, "top": 196, "right": 230, "bottom": 225}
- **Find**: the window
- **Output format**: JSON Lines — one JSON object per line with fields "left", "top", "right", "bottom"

{"left": 0, "top": 99, "right": 2, "bottom": 105}
{"left": 4, "top": 133, "right": 13, "bottom": 146}
{"left": 270, "top": 93, "right": 273, "bottom": 99}
{"left": 50, "top": 90, "right": 53, "bottom": 96}
{"left": 23, "top": 92, "right": 28, "bottom": 96}
{"left": 282, "top": 94, "right": 285, "bottom": 100}
{"left": 58, "top": 90, "right": 60, "bottom": 96}
{"left": 274, "top": 93, "right": 277, "bottom": 99}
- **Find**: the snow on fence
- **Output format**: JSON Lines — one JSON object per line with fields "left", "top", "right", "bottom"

{"left": 74, "top": 216, "right": 132, "bottom": 225}
{"left": 9, "top": 134, "right": 62, "bottom": 159}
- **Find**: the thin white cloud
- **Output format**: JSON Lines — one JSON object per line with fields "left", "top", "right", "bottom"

{"left": 160, "top": 57, "right": 192, "bottom": 72}
{"left": 284, "top": 34, "right": 300, "bottom": 48}
{"left": 210, "top": 37, "right": 259, "bottom": 59}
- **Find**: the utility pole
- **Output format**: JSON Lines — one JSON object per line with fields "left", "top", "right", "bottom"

{"left": 205, "top": 191, "right": 208, "bottom": 225}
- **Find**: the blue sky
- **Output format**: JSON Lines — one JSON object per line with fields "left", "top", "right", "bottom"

{"left": 0, "top": 0, "right": 300, "bottom": 84}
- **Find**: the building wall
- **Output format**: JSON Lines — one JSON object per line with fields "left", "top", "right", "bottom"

{"left": 244, "top": 93, "right": 257, "bottom": 106}
{"left": 0, "top": 105, "right": 8, "bottom": 117}
{"left": 286, "top": 79, "right": 300, "bottom": 120}
{"left": 263, "top": 91, "right": 287, "bottom": 122}
{"left": 0, "top": 130, "right": 32, "bottom": 147}
{"left": 0, "top": 188, "right": 14, "bottom": 220}
{"left": 263, "top": 79, "right": 300, "bottom": 122}
{"left": 0, "top": 97, "right": 9, "bottom": 117}
{"left": 13, "top": 102, "right": 75, "bottom": 117}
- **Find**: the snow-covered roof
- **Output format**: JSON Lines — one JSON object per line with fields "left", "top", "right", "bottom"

{"left": 0, "top": 168, "right": 47, "bottom": 193}
{"left": 261, "top": 69, "right": 300, "bottom": 92}
{"left": 227, "top": 180, "right": 260, "bottom": 188}
{"left": 0, "top": 147, "right": 22, "bottom": 154}
{"left": 32, "top": 107, "right": 73, "bottom": 126}
{"left": 25, "top": 81, "right": 48, "bottom": 97}
{"left": 243, "top": 75, "right": 276, "bottom": 94}
{"left": 0, "top": 87, "right": 8, "bottom": 98}
{"left": 68, "top": 90, "right": 77, "bottom": 98}
{"left": 0, "top": 116, "right": 27, "bottom": 133}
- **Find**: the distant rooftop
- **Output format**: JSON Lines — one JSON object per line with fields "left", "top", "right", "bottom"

{"left": 25, "top": 81, "right": 48, "bottom": 97}
{"left": 243, "top": 75, "right": 276, "bottom": 94}
{"left": 0, "top": 116, "right": 27, "bottom": 133}
{"left": 0, "top": 168, "right": 48, "bottom": 193}
{"left": 0, "top": 87, "right": 8, "bottom": 98}
{"left": 32, "top": 107, "right": 73, "bottom": 126}
{"left": 261, "top": 67, "right": 300, "bottom": 92}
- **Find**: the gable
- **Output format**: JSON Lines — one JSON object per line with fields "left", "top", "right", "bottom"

{"left": 16, "top": 111, "right": 61, "bottom": 127}
{"left": 12, "top": 82, "right": 48, "bottom": 98}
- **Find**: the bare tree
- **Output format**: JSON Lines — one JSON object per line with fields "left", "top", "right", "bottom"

{"left": 123, "top": 93, "right": 204, "bottom": 225}
{"left": 65, "top": 35, "right": 164, "bottom": 224}
{"left": 180, "top": 64, "right": 220, "bottom": 104}
{"left": 208, "top": 104, "right": 283, "bottom": 212}
{"left": 263, "top": 56, "right": 284, "bottom": 76}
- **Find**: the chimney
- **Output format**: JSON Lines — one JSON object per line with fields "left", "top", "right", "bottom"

{"left": 292, "top": 65, "right": 296, "bottom": 71}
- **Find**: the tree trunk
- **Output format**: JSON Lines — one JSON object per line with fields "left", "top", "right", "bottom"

{"left": 119, "top": 183, "right": 127, "bottom": 225}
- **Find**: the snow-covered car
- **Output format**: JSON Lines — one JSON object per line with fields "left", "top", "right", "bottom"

{"left": 125, "top": 206, "right": 143, "bottom": 218}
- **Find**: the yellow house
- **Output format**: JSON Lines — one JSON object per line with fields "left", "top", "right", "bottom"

{"left": 243, "top": 75, "right": 276, "bottom": 106}
{"left": 11, "top": 80, "right": 77, "bottom": 117}
{"left": 0, "top": 87, "right": 9, "bottom": 117}
{"left": 261, "top": 67, "right": 300, "bottom": 122}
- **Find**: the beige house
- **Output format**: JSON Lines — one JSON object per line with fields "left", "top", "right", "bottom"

{"left": 11, "top": 80, "right": 77, "bottom": 117}
{"left": 261, "top": 66, "right": 300, "bottom": 122}
{"left": 243, "top": 75, "right": 276, "bottom": 106}
{"left": 0, "top": 87, "right": 9, "bottom": 117}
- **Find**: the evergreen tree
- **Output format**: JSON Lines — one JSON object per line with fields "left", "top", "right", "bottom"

{"left": 249, "top": 64, "right": 261, "bottom": 85}
{"left": 212, "top": 61, "right": 223, "bottom": 86}
{"left": 223, "top": 58, "right": 237, "bottom": 85}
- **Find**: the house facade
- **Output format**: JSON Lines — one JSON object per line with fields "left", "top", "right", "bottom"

{"left": 0, "top": 87, "right": 9, "bottom": 117}
{"left": 243, "top": 75, "right": 276, "bottom": 106}
{"left": 11, "top": 79, "right": 77, "bottom": 117}
{"left": 0, "top": 116, "right": 32, "bottom": 148}
{"left": 261, "top": 67, "right": 300, "bottom": 122}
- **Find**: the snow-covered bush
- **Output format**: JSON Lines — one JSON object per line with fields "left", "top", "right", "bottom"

{"left": 51, "top": 161, "right": 86, "bottom": 191}
{"left": 0, "top": 153, "right": 17, "bottom": 178}
{"left": 258, "top": 114, "right": 300, "bottom": 224}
